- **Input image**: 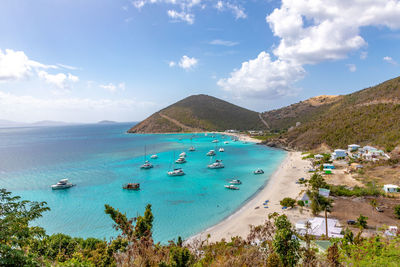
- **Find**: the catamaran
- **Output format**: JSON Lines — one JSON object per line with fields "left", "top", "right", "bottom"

{"left": 219, "top": 148, "right": 225, "bottom": 152}
{"left": 208, "top": 159, "right": 224, "bottom": 169}
{"left": 224, "top": 185, "right": 239, "bottom": 190}
{"left": 140, "top": 146, "right": 153, "bottom": 169}
{"left": 51, "top": 179, "right": 75, "bottom": 190}
{"left": 206, "top": 150, "right": 216, "bottom": 156}
{"left": 167, "top": 168, "right": 185, "bottom": 176}
{"left": 175, "top": 157, "right": 186, "bottom": 164}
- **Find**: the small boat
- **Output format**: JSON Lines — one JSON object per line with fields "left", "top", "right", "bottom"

{"left": 167, "top": 168, "right": 185, "bottom": 176}
{"left": 212, "top": 139, "right": 219, "bottom": 143}
{"left": 229, "top": 179, "right": 242, "bottom": 185}
{"left": 225, "top": 185, "right": 239, "bottom": 190}
{"left": 254, "top": 169, "right": 264, "bottom": 174}
{"left": 189, "top": 146, "right": 195, "bottom": 151}
{"left": 208, "top": 159, "right": 224, "bottom": 169}
{"left": 224, "top": 141, "right": 229, "bottom": 144}
{"left": 206, "top": 150, "right": 216, "bottom": 156}
{"left": 140, "top": 160, "right": 153, "bottom": 169}
{"left": 150, "top": 154, "right": 158, "bottom": 159}
{"left": 179, "top": 152, "right": 186, "bottom": 158}
{"left": 123, "top": 183, "right": 140, "bottom": 190}
{"left": 175, "top": 157, "right": 186, "bottom": 164}
{"left": 219, "top": 148, "right": 224, "bottom": 152}
{"left": 51, "top": 179, "right": 75, "bottom": 190}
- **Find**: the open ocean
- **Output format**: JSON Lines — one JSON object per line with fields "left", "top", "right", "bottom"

{"left": 0, "top": 123, "right": 286, "bottom": 242}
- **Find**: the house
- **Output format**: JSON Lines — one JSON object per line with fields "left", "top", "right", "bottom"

{"left": 323, "top": 163, "right": 335, "bottom": 169}
{"left": 295, "top": 217, "right": 343, "bottom": 238}
{"left": 301, "top": 193, "right": 311, "bottom": 207}
{"left": 383, "top": 184, "right": 399, "bottom": 193}
{"left": 331, "top": 149, "right": 347, "bottom": 160}
{"left": 348, "top": 144, "right": 360, "bottom": 152}
{"left": 314, "top": 154, "right": 324, "bottom": 160}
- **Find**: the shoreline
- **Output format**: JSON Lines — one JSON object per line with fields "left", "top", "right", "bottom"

{"left": 187, "top": 151, "right": 311, "bottom": 243}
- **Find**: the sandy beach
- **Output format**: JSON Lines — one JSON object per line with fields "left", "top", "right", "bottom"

{"left": 188, "top": 151, "right": 312, "bottom": 243}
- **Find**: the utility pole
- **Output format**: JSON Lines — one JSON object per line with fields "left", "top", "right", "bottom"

{"left": 325, "top": 208, "right": 328, "bottom": 238}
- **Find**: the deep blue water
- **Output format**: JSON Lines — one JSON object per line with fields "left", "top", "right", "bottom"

{"left": 0, "top": 123, "right": 286, "bottom": 242}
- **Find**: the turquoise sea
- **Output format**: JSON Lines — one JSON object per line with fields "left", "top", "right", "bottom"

{"left": 0, "top": 123, "right": 286, "bottom": 242}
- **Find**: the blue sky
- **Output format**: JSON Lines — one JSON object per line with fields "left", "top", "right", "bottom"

{"left": 0, "top": 0, "right": 400, "bottom": 122}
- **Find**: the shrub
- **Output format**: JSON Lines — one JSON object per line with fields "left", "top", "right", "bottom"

{"left": 356, "top": 214, "right": 368, "bottom": 229}
{"left": 394, "top": 205, "right": 400, "bottom": 219}
{"left": 297, "top": 200, "right": 305, "bottom": 207}
{"left": 280, "top": 197, "right": 296, "bottom": 208}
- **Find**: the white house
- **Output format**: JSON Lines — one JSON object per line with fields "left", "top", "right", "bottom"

{"left": 332, "top": 149, "right": 347, "bottom": 160}
{"left": 295, "top": 217, "right": 343, "bottom": 238}
{"left": 348, "top": 144, "right": 360, "bottom": 152}
{"left": 383, "top": 184, "right": 399, "bottom": 193}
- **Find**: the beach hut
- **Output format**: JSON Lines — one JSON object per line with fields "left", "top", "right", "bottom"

{"left": 331, "top": 149, "right": 347, "bottom": 160}
{"left": 383, "top": 184, "right": 399, "bottom": 193}
{"left": 348, "top": 144, "right": 360, "bottom": 152}
{"left": 301, "top": 193, "right": 311, "bottom": 207}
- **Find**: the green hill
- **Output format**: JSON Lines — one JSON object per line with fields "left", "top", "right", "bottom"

{"left": 128, "top": 94, "right": 266, "bottom": 133}
{"left": 263, "top": 76, "right": 400, "bottom": 151}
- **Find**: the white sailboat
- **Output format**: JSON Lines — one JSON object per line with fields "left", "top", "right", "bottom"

{"left": 140, "top": 146, "right": 153, "bottom": 169}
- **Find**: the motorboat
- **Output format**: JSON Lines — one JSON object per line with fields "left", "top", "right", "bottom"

{"left": 167, "top": 168, "right": 185, "bottom": 176}
{"left": 254, "top": 169, "right": 264, "bottom": 174}
{"left": 175, "top": 157, "right": 186, "bottom": 164}
{"left": 229, "top": 179, "right": 242, "bottom": 185}
{"left": 212, "top": 139, "right": 219, "bottom": 143}
{"left": 150, "top": 154, "right": 158, "bottom": 159}
{"left": 189, "top": 146, "right": 195, "bottom": 152}
{"left": 179, "top": 152, "right": 186, "bottom": 158}
{"left": 140, "top": 160, "right": 153, "bottom": 169}
{"left": 51, "top": 179, "right": 75, "bottom": 190}
{"left": 206, "top": 150, "right": 216, "bottom": 156}
{"left": 123, "top": 183, "right": 140, "bottom": 190}
{"left": 219, "top": 148, "right": 225, "bottom": 152}
{"left": 208, "top": 159, "right": 224, "bottom": 169}
{"left": 224, "top": 141, "right": 229, "bottom": 144}
{"left": 225, "top": 185, "right": 239, "bottom": 190}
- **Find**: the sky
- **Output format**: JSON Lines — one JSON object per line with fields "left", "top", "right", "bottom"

{"left": 1, "top": 0, "right": 400, "bottom": 123}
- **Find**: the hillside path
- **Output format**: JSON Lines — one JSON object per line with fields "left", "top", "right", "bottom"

{"left": 258, "top": 113, "right": 270, "bottom": 129}
{"left": 159, "top": 112, "right": 201, "bottom": 132}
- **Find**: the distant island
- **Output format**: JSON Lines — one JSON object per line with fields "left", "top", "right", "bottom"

{"left": 97, "top": 120, "right": 118, "bottom": 124}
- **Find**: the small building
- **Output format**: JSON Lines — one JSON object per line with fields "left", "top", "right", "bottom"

{"left": 295, "top": 217, "right": 343, "bottom": 238}
{"left": 383, "top": 184, "right": 399, "bottom": 193}
{"left": 323, "top": 169, "right": 332, "bottom": 174}
{"left": 323, "top": 163, "right": 335, "bottom": 169}
{"left": 301, "top": 193, "right": 311, "bottom": 207}
{"left": 332, "top": 149, "right": 347, "bottom": 160}
{"left": 348, "top": 144, "right": 360, "bottom": 152}
{"left": 314, "top": 154, "right": 324, "bottom": 160}
{"left": 384, "top": 226, "right": 398, "bottom": 237}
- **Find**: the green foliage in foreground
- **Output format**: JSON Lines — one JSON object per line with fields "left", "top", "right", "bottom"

{"left": 2, "top": 188, "right": 400, "bottom": 266}
{"left": 395, "top": 205, "right": 400, "bottom": 219}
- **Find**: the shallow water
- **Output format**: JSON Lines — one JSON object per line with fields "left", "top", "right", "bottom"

{"left": 0, "top": 123, "right": 286, "bottom": 242}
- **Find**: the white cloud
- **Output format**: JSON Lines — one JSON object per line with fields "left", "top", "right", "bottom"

{"left": 347, "top": 64, "right": 357, "bottom": 72}
{"left": 132, "top": 0, "right": 247, "bottom": 24}
{"left": 38, "top": 71, "right": 79, "bottom": 89}
{"left": 218, "top": 51, "right": 305, "bottom": 97}
{"left": 178, "top": 55, "right": 198, "bottom": 70}
{"left": 167, "top": 10, "right": 194, "bottom": 24}
{"left": 100, "top": 82, "right": 126, "bottom": 93}
{"left": 383, "top": 56, "right": 397, "bottom": 65}
{"left": 209, "top": 39, "right": 239, "bottom": 47}
{"left": 0, "top": 49, "right": 56, "bottom": 81}
{"left": 169, "top": 61, "right": 176, "bottom": 67}
{"left": 0, "top": 90, "right": 155, "bottom": 123}
{"left": 58, "top": 63, "right": 79, "bottom": 70}
{"left": 219, "top": 0, "right": 400, "bottom": 97}
{"left": 360, "top": 51, "right": 368, "bottom": 60}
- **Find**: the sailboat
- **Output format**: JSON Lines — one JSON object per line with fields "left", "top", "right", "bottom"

{"left": 140, "top": 145, "right": 153, "bottom": 169}
{"left": 168, "top": 151, "right": 185, "bottom": 176}
{"left": 189, "top": 138, "right": 195, "bottom": 151}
